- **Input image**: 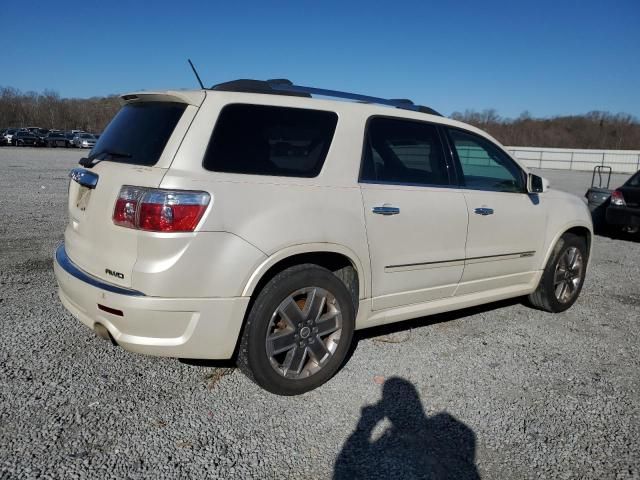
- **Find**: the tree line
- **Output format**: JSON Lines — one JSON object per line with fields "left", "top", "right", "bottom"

{"left": 451, "top": 109, "right": 640, "bottom": 150}
{"left": 0, "top": 87, "right": 120, "bottom": 133}
{"left": 1, "top": 87, "right": 639, "bottom": 149}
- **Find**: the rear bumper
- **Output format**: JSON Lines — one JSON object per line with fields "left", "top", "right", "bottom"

{"left": 606, "top": 206, "right": 640, "bottom": 226}
{"left": 53, "top": 243, "right": 249, "bottom": 359}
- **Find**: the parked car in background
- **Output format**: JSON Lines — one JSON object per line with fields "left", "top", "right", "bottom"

{"left": 72, "top": 133, "right": 97, "bottom": 149}
{"left": 44, "top": 131, "right": 69, "bottom": 148}
{"left": 53, "top": 79, "right": 593, "bottom": 395}
{"left": 606, "top": 170, "right": 640, "bottom": 235}
{"left": 2, "top": 128, "right": 18, "bottom": 146}
{"left": 64, "top": 132, "right": 76, "bottom": 147}
{"left": 13, "top": 130, "right": 40, "bottom": 147}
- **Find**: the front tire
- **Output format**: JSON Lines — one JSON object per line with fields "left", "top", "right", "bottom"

{"left": 528, "top": 233, "right": 587, "bottom": 312}
{"left": 237, "top": 264, "right": 355, "bottom": 395}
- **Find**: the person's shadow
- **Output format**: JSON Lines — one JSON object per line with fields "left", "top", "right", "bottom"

{"left": 334, "top": 377, "right": 480, "bottom": 480}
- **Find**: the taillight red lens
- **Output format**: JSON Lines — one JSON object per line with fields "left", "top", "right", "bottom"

{"left": 611, "top": 190, "right": 626, "bottom": 206}
{"left": 138, "top": 203, "right": 208, "bottom": 232}
{"left": 113, "top": 186, "right": 210, "bottom": 232}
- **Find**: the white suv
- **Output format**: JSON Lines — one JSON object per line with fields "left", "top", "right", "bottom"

{"left": 54, "top": 79, "right": 593, "bottom": 395}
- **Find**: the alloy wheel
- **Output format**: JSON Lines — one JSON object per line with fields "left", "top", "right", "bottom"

{"left": 265, "top": 287, "right": 343, "bottom": 379}
{"left": 553, "top": 246, "right": 584, "bottom": 303}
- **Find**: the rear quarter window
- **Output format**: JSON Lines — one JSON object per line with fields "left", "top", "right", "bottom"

{"left": 203, "top": 104, "right": 338, "bottom": 177}
{"left": 92, "top": 102, "right": 187, "bottom": 166}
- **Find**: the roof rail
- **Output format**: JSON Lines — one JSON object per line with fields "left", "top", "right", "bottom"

{"left": 210, "top": 78, "right": 442, "bottom": 116}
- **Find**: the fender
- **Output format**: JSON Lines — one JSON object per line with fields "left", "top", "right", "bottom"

{"left": 241, "top": 242, "right": 369, "bottom": 299}
{"left": 540, "top": 220, "right": 593, "bottom": 272}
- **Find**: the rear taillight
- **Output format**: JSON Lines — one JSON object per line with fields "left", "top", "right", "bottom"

{"left": 611, "top": 190, "right": 626, "bottom": 206}
{"left": 113, "top": 186, "right": 210, "bottom": 232}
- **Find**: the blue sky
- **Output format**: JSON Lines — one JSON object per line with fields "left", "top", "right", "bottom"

{"left": 1, "top": 0, "right": 638, "bottom": 118}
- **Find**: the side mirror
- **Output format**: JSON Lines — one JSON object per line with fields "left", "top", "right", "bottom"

{"left": 528, "top": 173, "right": 547, "bottom": 193}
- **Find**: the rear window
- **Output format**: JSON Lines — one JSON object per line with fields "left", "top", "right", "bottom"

{"left": 627, "top": 172, "right": 640, "bottom": 187}
{"left": 92, "top": 102, "right": 186, "bottom": 166}
{"left": 203, "top": 104, "right": 338, "bottom": 177}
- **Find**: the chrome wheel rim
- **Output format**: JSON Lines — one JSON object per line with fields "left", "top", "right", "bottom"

{"left": 553, "top": 246, "right": 584, "bottom": 303}
{"left": 265, "top": 287, "right": 343, "bottom": 379}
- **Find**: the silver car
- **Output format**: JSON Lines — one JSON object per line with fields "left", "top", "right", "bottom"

{"left": 72, "top": 133, "right": 97, "bottom": 149}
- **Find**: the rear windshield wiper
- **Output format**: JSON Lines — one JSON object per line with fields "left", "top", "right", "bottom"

{"left": 79, "top": 149, "right": 132, "bottom": 168}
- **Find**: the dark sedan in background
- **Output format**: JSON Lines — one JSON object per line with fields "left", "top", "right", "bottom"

{"left": 606, "top": 171, "right": 640, "bottom": 234}
{"left": 44, "top": 132, "right": 68, "bottom": 147}
{"left": 13, "top": 130, "right": 40, "bottom": 147}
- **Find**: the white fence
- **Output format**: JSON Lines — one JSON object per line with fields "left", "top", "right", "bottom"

{"left": 505, "top": 147, "right": 640, "bottom": 174}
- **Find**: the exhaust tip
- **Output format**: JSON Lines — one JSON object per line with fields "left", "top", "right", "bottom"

{"left": 94, "top": 323, "right": 116, "bottom": 345}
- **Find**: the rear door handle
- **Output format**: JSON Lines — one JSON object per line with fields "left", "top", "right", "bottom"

{"left": 372, "top": 205, "right": 400, "bottom": 216}
{"left": 474, "top": 207, "right": 494, "bottom": 216}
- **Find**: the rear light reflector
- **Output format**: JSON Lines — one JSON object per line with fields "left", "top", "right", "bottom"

{"left": 98, "top": 304, "right": 124, "bottom": 316}
{"left": 113, "top": 186, "right": 210, "bottom": 232}
{"left": 611, "top": 190, "right": 626, "bottom": 206}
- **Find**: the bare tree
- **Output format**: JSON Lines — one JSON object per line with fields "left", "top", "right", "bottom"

{"left": 1, "top": 86, "right": 639, "bottom": 149}
{"left": 0, "top": 87, "right": 120, "bottom": 133}
{"left": 451, "top": 109, "right": 640, "bottom": 149}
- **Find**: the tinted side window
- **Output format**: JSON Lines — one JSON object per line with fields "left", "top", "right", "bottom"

{"left": 93, "top": 102, "right": 187, "bottom": 166}
{"left": 203, "top": 104, "right": 338, "bottom": 177}
{"left": 448, "top": 128, "right": 525, "bottom": 193}
{"left": 361, "top": 117, "right": 449, "bottom": 186}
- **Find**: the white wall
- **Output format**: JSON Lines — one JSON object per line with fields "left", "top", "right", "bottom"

{"left": 506, "top": 146, "right": 640, "bottom": 174}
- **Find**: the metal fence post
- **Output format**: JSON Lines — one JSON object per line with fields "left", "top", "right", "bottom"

{"left": 539, "top": 150, "right": 543, "bottom": 169}
{"left": 570, "top": 152, "right": 574, "bottom": 171}
{"left": 601, "top": 152, "right": 605, "bottom": 167}
{"left": 637, "top": 153, "right": 640, "bottom": 171}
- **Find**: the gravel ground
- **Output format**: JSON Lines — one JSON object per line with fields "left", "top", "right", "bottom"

{"left": 1, "top": 147, "right": 639, "bottom": 479}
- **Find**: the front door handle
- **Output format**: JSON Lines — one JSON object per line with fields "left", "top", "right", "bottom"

{"left": 474, "top": 207, "right": 494, "bottom": 216}
{"left": 372, "top": 205, "right": 400, "bottom": 216}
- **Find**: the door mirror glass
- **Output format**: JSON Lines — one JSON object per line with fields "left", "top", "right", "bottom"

{"left": 528, "top": 173, "right": 545, "bottom": 193}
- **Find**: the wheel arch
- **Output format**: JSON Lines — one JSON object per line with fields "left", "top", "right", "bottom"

{"left": 541, "top": 222, "right": 592, "bottom": 270}
{"left": 242, "top": 243, "right": 367, "bottom": 304}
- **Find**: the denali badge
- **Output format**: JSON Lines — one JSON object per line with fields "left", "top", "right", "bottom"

{"left": 105, "top": 268, "right": 125, "bottom": 279}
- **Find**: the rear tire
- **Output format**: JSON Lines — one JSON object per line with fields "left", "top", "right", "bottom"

{"left": 528, "top": 233, "right": 587, "bottom": 312}
{"left": 237, "top": 264, "right": 355, "bottom": 395}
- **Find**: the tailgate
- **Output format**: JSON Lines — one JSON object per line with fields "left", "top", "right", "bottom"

{"left": 64, "top": 162, "right": 166, "bottom": 288}
{"left": 61, "top": 94, "right": 204, "bottom": 289}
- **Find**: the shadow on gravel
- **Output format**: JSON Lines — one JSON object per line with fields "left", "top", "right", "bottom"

{"left": 353, "top": 298, "right": 521, "bottom": 346}
{"left": 594, "top": 228, "right": 640, "bottom": 243}
{"left": 334, "top": 377, "right": 480, "bottom": 480}
{"left": 181, "top": 299, "right": 523, "bottom": 378}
